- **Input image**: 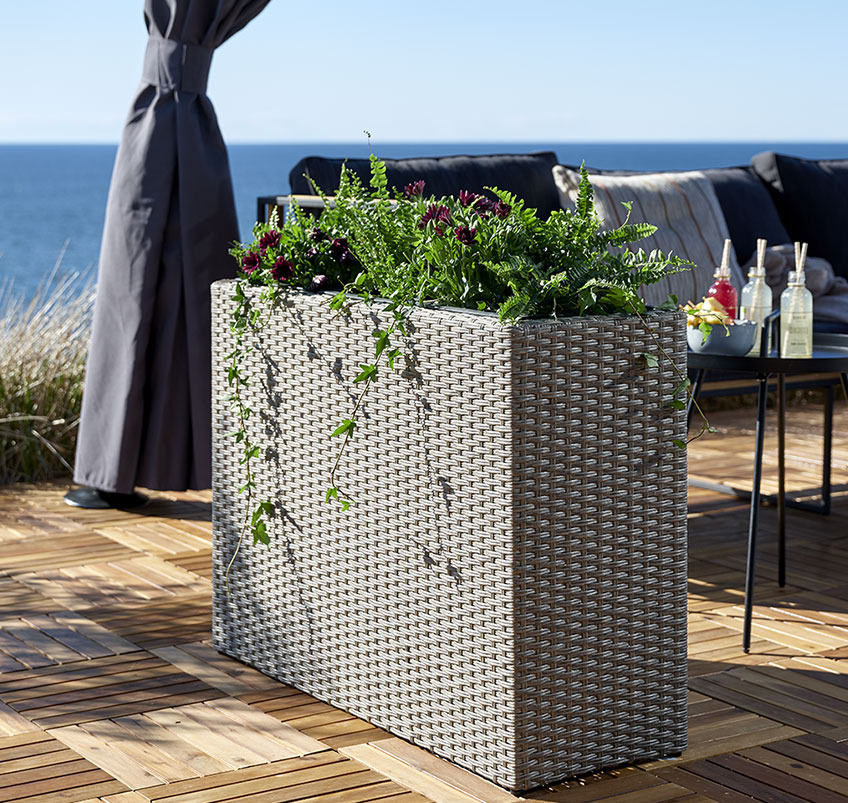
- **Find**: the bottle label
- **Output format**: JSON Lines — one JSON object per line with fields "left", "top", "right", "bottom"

{"left": 781, "top": 313, "right": 813, "bottom": 358}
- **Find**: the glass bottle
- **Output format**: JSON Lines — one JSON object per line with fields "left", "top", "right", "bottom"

{"left": 707, "top": 240, "right": 738, "bottom": 320}
{"left": 779, "top": 271, "right": 813, "bottom": 358}
{"left": 739, "top": 266, "right": 772, "bottom": 356}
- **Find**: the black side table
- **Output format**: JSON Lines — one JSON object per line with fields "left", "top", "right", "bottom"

{"left": 687, "top": 333, "right": 848, "bottom": 652}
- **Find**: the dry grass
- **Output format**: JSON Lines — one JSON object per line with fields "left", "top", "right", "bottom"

{"left": 0, "top": 261, "right": 94, "bottom": 484}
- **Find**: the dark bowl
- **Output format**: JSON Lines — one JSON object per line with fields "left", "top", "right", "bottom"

{"left": 687, "top": 321, "right": 758, "bottom": 356}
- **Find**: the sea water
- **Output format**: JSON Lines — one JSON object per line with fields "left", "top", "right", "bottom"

{"left": 1, "top": 142, "right": 846, "bottom": 301}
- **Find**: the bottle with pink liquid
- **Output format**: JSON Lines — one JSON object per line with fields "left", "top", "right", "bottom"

{"left": 706, "top": 239, "right": 738, "bottom": 320}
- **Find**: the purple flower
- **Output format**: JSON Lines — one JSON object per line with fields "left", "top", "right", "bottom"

{"left": 309, "top": 274, "right": 330, "bottom": 291}
{"left": 271, "top": 257, "right": 294, "bottom": 282}
{"left": 330, "top": 237, "right": 349, "bottom": 259}
{"left": 418, "top": 204, "right": 451, "bottom": 230}
{"left": 455, "top": 225, "right": 477, "bottom": 245}
{"left": 259, "top": 230, "right": 280, "bottom": 251}
{"left": 309, "top": 227, "right": 325, "bottom": 242}
{"left": 403, "top": 180, "right": 426, "bottom": 198}
{"left": 458, "top": 190, "right": 479, "bottom": 208}
{"left": 475, "top": 197, "right": 494, "bottom": 215}
{"left": 305, "top": 247, "right": 319, "bottom": 259}
{"left": 493, "top": 200, "right": 511, "bottom": 219}
{"left": 241, "top": 251, "right": 260, "bottom": 274}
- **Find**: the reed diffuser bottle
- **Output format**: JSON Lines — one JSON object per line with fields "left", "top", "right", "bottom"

{"left": 739, "top": 238, "right": 773, "bottom": 356}
{"left": 780, "top": 242, "right": 813, "bottom": 359}
{"left": 707, "top": 239, "right": 738, "bottom": 319}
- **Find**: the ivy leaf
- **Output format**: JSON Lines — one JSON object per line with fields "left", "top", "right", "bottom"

{"left": 386, "top": 348, "right": 401, "bottom": 370}
{"left": 331, "top": 419, "right": 356, "bottom": 438}
{"left": 642, "top": 353, "right": 659, "bottom": 368}
{"left": 239, "top": 445, "right": 260, "bottom": 464}
{"left": 673, "top": 378, "right": 691, "bottom": 396}
{"left": 659, "top": 294, "right": 679, "bottom": 311}
{"left": 329, "top": 291, "right": 347, "bottom": 311}
{"left": 252, "top": 520, "right": 269, "bottom": 545}
{"left": 325, "top": 486, "right": 339, "bottom": 503}
{"left": 354, "top": 364, "right": 377, "bottom": 384}
{"left": 672, "top": 439, "right": 686, "bottom": 450}
{"left": 340, "top": 499, "right": 351, "bottom": 512}
{"left": 665, "top": 399, "right": 686, "bottom": 410}
{"left": 699, "top": 320, "right": 712, "bottom": 344}
{"left": 373, "top": 330, "right": 389, "bottom": 359}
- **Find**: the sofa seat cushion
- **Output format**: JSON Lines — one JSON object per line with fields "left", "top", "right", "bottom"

{"left": 751, "top": 152, "right": 848, "bottom": 280}
{"left": 553, "top": 166, "right": 744, "bottom": 307}
{"left": 288, "top": 152, "right": 563, "bottom": 218}
{"left": 701, "top": 167, "right": 790, "bottom": 266}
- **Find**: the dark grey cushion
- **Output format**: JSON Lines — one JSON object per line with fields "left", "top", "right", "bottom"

{"left": 288, "top": 152, "right": 562, "bottom": 218}
{"left": 702, "top": 166, "right": 790, "bottom": 266}
{"left": 751, "top": 152, "right": 848, "bottom": 279}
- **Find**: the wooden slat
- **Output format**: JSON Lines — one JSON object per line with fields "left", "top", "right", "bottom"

{"left": 109, "top": 712, "right": 233, "bottom": 776}
{"left": 47, "top": 611, "right": 139, "bottom": 655}
{"left": 46, "top": 724, "right": 168, "bottom": 789}
{"left": 203, "top": 696, "right": 328, "bottom": 755}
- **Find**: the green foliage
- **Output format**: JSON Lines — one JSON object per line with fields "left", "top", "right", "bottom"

{"left": 0, "top": 270, "right": 94, "bottom": 485}
{"left": 225, "top": 156, "right": 694, "bottom": 547}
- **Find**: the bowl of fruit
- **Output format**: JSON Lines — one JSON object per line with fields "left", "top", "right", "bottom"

{"left": 684, "top": 298, "right": 758, "bottom": 356}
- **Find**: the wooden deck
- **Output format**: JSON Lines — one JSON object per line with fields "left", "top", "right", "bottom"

{"left": 0, "top": 398, "right": 847, "bottom": 802}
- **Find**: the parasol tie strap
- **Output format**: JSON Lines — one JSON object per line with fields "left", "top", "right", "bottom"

{"left": 142, "top": 36, "right": 213, "bottom": 95}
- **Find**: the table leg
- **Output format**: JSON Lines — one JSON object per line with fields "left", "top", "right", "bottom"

{"left": 821, "top": 385, "right": 834, "bottom": 517}
{"left": 778, "top": 374, "right": 786, "bottom": 588}
{"left": 744, "top": 373, "right": 770, "bottom": 653}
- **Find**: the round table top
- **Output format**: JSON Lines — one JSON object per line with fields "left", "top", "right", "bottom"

{"left": 688, "top": 333, "right": 848, "bottom": 374}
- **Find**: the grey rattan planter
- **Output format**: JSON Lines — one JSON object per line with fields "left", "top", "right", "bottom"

{"left": 211, "top": 280, "right": 688, "bottom": 791}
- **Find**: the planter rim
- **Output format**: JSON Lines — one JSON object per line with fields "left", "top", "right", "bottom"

{"left": 215, "top": 278, "right": 683, "bottom": 327}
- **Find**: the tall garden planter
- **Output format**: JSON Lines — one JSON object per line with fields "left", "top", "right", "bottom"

{"left": 211, "top": 279, "right": 688, "bottom": 791}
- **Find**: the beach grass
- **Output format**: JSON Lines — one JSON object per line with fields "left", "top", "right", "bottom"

{"left": 0, "top": 263, "right": 94, "bottom": 485}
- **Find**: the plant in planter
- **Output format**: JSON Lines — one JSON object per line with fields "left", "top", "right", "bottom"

{"left": 213, "top": 156, "right": 691, "bottom": 790}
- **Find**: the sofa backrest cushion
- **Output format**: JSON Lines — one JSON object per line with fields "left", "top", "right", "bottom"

{"left": 701, "top": 166, "right": 790, "bottom": 266}
{"left": 553, "top": 166, "right": 744, "bottom": 307}
{"left": 564, "top": 163, "right": 788, "bottom": 271}
{"left": 751, "top": 152, "right": 848, "bottom": 280}
{"left": 288, "top": 152, "right": 563, "bottom": 218}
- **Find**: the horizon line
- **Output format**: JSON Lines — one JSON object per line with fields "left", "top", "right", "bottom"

{"left": 2, "top": 139, "right": 848, "bottom": 147}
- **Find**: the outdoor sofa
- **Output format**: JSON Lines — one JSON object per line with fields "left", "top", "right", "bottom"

{"left": 283, "top": 150, "right": 848, "bottom": 335}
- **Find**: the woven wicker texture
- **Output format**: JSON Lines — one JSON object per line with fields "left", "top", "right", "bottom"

{"left": 211, "top": 281, "right": 688, "bottom": 790}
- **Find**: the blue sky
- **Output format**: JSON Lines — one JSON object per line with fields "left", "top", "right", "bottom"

{"left": 1, "top": 0, "right": 846, "bottom": 143}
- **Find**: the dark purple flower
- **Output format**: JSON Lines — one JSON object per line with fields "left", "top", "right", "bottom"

{"left": 418, "top": 204, "right": 451, "bottom": 230}
{"left": 458, "top": 190, "right": 479, "bottom": 208}
{"left": 309, "top": 227, "right": 325, "bottom": 242}
{"left": 305, "top": 247, "right": 319, "bottom": 259}
{"left": 403, "top": 180, "right": 426, "bottom": 198}
{"left": 493, "top": 200, "right": 511, "bottom": 219}
{"left": 241, "top": 251, "right": 260, "bottom": 274}
{"left": 309, "top": 274, "right": 330, "bottom": 291}
{"left": 271, "top": 257, "right": 294, "bottom": 282}
{"left": 475, "top": 197, "right": 494, "bottom": 215}
{"left": 259, "top": 230, "right": 280, "bottom": 251}
{"left": 455, "top": 225, "right": 477, "bottom": 245}
{"left": 330, "top": 237, "right": 349, "bottom": 259}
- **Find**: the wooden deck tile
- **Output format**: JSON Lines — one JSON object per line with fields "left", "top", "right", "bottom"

{"left": 0, "top": 651, "right": 225, "bottom": 728}
{"left": 81, "top": 594, "right": 212, "bottom": 649}
{"left": 345, "top": 739, "right": 517, "bottom": 803}
{"left": 0, "top": 729, "right": 128, "bottom": 802}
